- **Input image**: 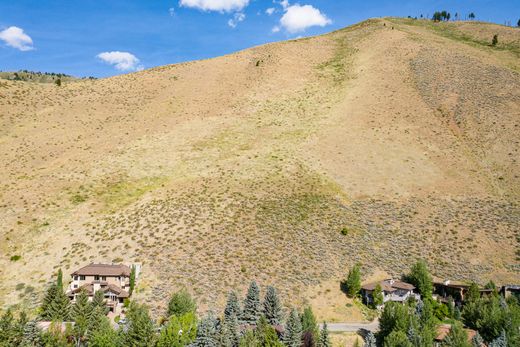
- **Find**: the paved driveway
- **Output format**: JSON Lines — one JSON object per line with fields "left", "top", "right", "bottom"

{"left": 320, "top": 319, "right": 379, "bottom": 333}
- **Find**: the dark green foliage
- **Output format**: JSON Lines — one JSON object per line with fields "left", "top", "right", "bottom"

{"left": 192, "top": 312, "right": 218, "bottom": 347}
{"left": 123, "top": 302, "right": 155, "bottom": 347}
{"left": 284, "top": 309, "right": 302, "bottom": 347}
{"left": 156, "top": 312, "right": 197, "bottom": 347}
{"left": 379, "top": 302, "right": 410, "bottom": 339}
{"left": 0, "top": 309, "right": 15, "bottom": 345}
{"left": 71, "top": 289, "right": 94, "bottom": 344}
{"left": 383, "top": 330, "right": 412, "bottom": 347}
{"left": 40, "top": 323, "right": 71, "bottom": 347}
{"left": 301, "top": 306, "right": 318, "bottom": 341}
{"left": 55, "top": 78, "right": 61, "bottom": 87}
{"left": 469, "top": 13, "right": 476, "bottom": 20}
{"left": 41, "top": 282, "right": 70, "bottom": 321}
{"left": 92, "top": 290, "right": 108, "bottom": 314}
{"left": 224, "top": 291, "right": 241, "bottom": 322}
{"left": 364, "top": 331, "right": 376, "bottom": 347}
{"left": 89, "top": 316, "right": 121, "bottom": 347}
{"left": 406, "top": 260, "right": 433, "bottom": 299}
{"left": 517, "top": 19, "right": 520, "bottom": 27}
{"left": 342, "top": 263, "right": 361, "bottom": 298}
{"left": 443, "top": 321, "right": 470, "bottom": 347}
{"left": 318, "top": 322, "right": 331, "bottom": 347}
{"left": 9, "top": 255, "right": 21, "bottom": 262}
{"left": 340, "top": 227, "right": 349, "bottom": 236}
{"left": 242, "top": 281, "right": 261, "bottom": 324}
{"left": 129, "top": 266, "right": 136, "bottom": 295}
{"left": 167, "top": 289, "right": 197, "bottom": 318}
{"left": 239, "top": 330, "right": 259, "bottom": 347}
{"left": 263, "top": 286, "right": 283, "bottom": 325}
{"left": 220, "top": 314, "right": 240, "bottom": 347}
{"left": 492, "top": 35, "right": 498, "bottom": 46}
{"left": 373, "top": 283, "right": 384, "bottom": 308}
{"left": 56, "top": 269, "right": 63, "bottom": 291}
{"left": 256, "top": 315, "right": 284, "bottom": 347}
{"left": 466, "top": 283, "right": 480, "bottom": 303}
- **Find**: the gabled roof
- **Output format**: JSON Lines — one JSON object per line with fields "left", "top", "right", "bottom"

{"left": 68, "top": 283, "right": 129, "bottom": 298}
{"left": 71, "top": 263, "right": 131, "bottom": 277}
{"left": 362, "top": 279, "right": 415, "bottom": 292}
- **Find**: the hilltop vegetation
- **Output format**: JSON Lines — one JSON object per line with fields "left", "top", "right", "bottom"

{"left": 0, "top": 18, "right": 519, "bottom": 316}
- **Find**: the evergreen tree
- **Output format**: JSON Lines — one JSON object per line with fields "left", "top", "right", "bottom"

{"left": 123, "top": 302, "right": 155, "bottom": 347}
{"left": 469, "top": 13, "right": 476, "bottom": 20}
{"left": 263, "top": 286, "right": 283, "bottom": 325}
{"left": 71, "top": 289, "right": 94, "bottom": 344}
{"left": 379, "top": 302, "right": 410, "bottom": 340}
{"left": 89, "top": 316, "right": 121, "bottom": 347}
{"left": 301, "top": 307, "right": 318, "bottom": 341}
{"left": 224, "top": 291, "right": 241, "bottom": 323}
{"left": 488, "top": 330, "right": 507, "bottom": 347}
{"left": 517, "top": 19, "right": 520, "bottom": 27}
{"left": 471, "top": 332, "right": 484, "bottom": 347}
{"left": 373, "top": 284, "right": 384, "bottom": 308}
{"left": 22, "top": 320, "right": 42, "bottom": 346}
{"left": 42, "top": 281, "right": 70, "bottom": 321}
{"left": 466, "top": 283, "right": 480, "bottom": 303}
{"left": 11, "top": 311, "right": 28, "bottom": 346}
{"left": 242, "top": 281, "right": 261, "bottom": 324}
{"left": 157, "top": 312, "right": 197, "bottom": 347}
{"left": 129, "top": 266, "right": 136, "bottom": 295}
{"left": 167, "top": 289, "right": 197, "bottom": 318}
{"left": 239, "top": 330, "right": 259, "bottom": 347}
{"left": 364, "top": 331, "right": 376, "bottom": 347}
{"left": 443, "top": 322, "right": 470, "bottom": 347}
{"left": 492, "top": 35, "right": 498, "bottom": 46}
{"left": 0, "top": 309, "right": 14, "bottom": 345}
{"left": 40, "top": 283, "right": 58, "bottom": 319}
{"left": 343, "top": 263, "right": 361, "bottom": 298}
{"left": 220, "top": 315, "right": 240, "bottom": 347}
{"left": 407, "top": 260, "right": 433, "bottom": 299}
{"left": 283, "top": 309, "right": 302, "bottom": 347}
{"left": 91, "top": 290, "right": 108, "bottom": 318}
{"left": 318, "top": 322, "right": 331, "bottom": 347}
{"left": 256, "top": 315, "right": 283, "bottom": 347}
{"left": 56, "top": 269, "right": 63, "bottom": 290}
{"left": 192, "top": 312, "right": 219, "bottom": 347}
{"left": 384, "top": 330, "right": 412, "bottom": 347}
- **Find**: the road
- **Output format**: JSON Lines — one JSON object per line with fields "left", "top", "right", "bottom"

{"left": 320, "top": 319, "right": 379, "bottom": 333}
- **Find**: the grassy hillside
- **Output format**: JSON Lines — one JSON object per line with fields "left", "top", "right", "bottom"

{"left": 0, "top": 18, "right": 518, "bottom": 315}
{"left": 0, "top": 70, "right": 81, "bottom": 83}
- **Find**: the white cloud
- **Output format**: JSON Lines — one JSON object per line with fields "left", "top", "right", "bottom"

{"left": 266, "top": 7, "right": 275, "bottom": 16}
{"left": 169, "top": 7, "right": 175, "bottom": 16}
{"left": 272, "top": 26, "right": 280, "bottom": 33}
{"left": 0, "top": 26, "right": 34, "bottom": 51}
{"left": 279, "top": 0, "right": 290, "bottom": 9}
{"left": 179, "top": 0, "right": 249, "bottom": 12}
{"left": 279, "top": 4, "right": 331, "bottom": 33}
{"left": 228, "top": 12, "right": 246, "bottom": 28}
{"left": 96, "top": 51, "right": 142, "bottom": 71}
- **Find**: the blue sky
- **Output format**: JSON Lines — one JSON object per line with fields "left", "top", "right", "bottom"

{"left": 0, "top": 0, "right": 518, "bottom": 78}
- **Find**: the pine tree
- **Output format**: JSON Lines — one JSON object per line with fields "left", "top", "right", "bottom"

{"left": 123, "top": 302, "right": 156, "bottom": 347}
{"left": 0, "top": 309, "right": 14, "bottom": 345}
{"left": 256, "top": 315, "right": 283, "bottom": 347}
{"left": 263, "top": 286, "right": 282, "bottom": 325}
{"left": 129, "top": 265, "right": 136, "bottom": 295}
{"left": 364, "top": 331, "right": 376, "bottom": 347}
{"left": 471, "top": 332, "right": 484, "bottom": 347}
{"left": 224, "top": 291, "right": 241, "bottom": 323}
{"left": 89, "top": 316, "right": 120, "bottom": 347}
{"left": 384, "top": 330, "right": 412, "bottom": 347}
{"left": 242, "top": 281, "right": 261, "bottom": 324}
{"left": 284, "top": 309, "right": 302, "bottom": 347}
{"left": 443, "top": 321, "right": 470, "bottom": 347}
{"left": 318, "top": 322, "right": 331, "bottom": 347}
{"left": 48, "top": 286, "right": 71, "bottom": 321}
{"left": 91, "top": 290, "right": 108, "bottom": 316}
{"left": 71, "top": 289, "right": 94, "bottom": 343}
{"left": 22, "top": 320, "right": 42, "bottom": 346}
{"left": 343, "top": 263, "right": 361, "bottom": 298}
{"left": 56, "top": 269, "right": 63, "bottom": 290}
{"left": 40, "top": 283, "right": 58, "bottom": 319}
{"left": 488, "top": 330, "right": 507, "bottom": 347}
{"left": 239, "top": 330, "right": 259, "bottom": 347}
{"left": 301, "top": 307, "right": 318, "bottom": 341}
{"left": 192, "top": 312, "right": 219, "bottom": 347}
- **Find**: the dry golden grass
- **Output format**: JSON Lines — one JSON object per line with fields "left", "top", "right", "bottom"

{"left": 0, "top": 18, "right": 518, "bottom": 314}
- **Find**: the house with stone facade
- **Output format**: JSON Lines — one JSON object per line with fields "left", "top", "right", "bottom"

{"left": 361, "top": 279, "right": 420, "bottom": 308}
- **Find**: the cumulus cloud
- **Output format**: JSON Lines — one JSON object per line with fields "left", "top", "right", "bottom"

{"left": 97, "top": 51, "right": 142, "bottom": 71}
{"left": 279, "top": 4, "right": 331, "bottom": 33}
{"left": 179, "top": 0, "right": 249, "bottom": 12}
{"left": 228, "top": 12, "right": 246, "bottom": 28}
{"left": 169, "top": 7, "right": 175, "bottom": 16}
{"left": 266, "top": 7, "right": 275, "bottom": 16}
{"left": 0, "top": 26, "right": 34, "bottom": 51}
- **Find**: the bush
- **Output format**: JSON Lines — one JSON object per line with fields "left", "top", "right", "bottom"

{"left": 340, "top": 227, "right": 349, "bottom": 236}
{"left": 167, "top": 289, "right": 197, "bottom": 318}
{"left": 10, "top": 255, "right": 21, "bottom": 262}
{"left": 492, "top": 34, "right": 498, "bottom": 46}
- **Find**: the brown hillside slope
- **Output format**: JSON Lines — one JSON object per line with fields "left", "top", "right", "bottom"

{"left": 0, "top": 18, "right": 519, "bottom": 314}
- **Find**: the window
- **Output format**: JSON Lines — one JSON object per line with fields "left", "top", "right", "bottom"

{"left": 74, "top": 284, "right": 78, "bottom": 289}
{"left": 79, "top": 275, "right": 85, "bottom": 280}
{"left": 73, "top": 275, "right": 78, "bottom": 280}
{"left": 94, "top": 275, "right": 100, "bottom": 280}
{"left": 102, "top": 276, "right": 106, "bottom": 281}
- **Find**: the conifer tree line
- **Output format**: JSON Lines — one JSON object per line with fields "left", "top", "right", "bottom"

{"left": 0, "top": 278, "right": 333, "bottom": 347}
